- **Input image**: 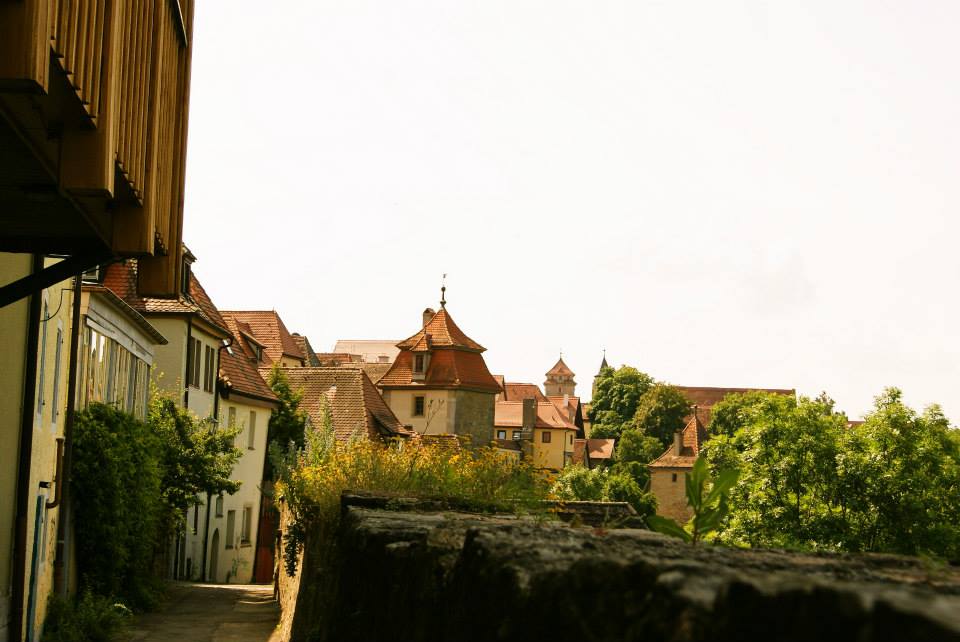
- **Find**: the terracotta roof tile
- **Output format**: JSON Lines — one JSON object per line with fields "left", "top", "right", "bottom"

{"left": 219, "top": 316, "right": 279, "bottom": 403}
{"left": 499, "top": 382, "right": 548, "bottom": 403}
{"left": 268, "top": 367, "right": 411, "bottom": 442}
{"left": 494, "top": 401, "right": 578, "bottom": 430}
{"left": 379, "top": 349, "right": 501, "bottom": 393}
{"left": 338, "top": 361, "right": 392, "bottom": 384}
{"left": 221, "top": 310, "right": 305, "bottom": 365}
{"left": 292, "top": 334, "right": 321, "bottom": 367}
{"left": 315, "top": 353, "right": 360, "bottom": 366}
{"left": 396, "top": 308, "right": 485, "bottom": 352}
{"left": 546, "top": 357, "right": 574, "bottom": 377}
{"left": 102, "top": 260, "right": 230, "bottom": 338}
{"left": 676, "top": 385, "right": 795, "bottom": 426}
{"left": 649, "top": 414, "right": 708, "bottom": 469}
{"left": 586, "top": 438, "right": 615, "bottom": 460}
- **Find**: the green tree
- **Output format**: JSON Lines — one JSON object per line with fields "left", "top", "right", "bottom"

{"left": 551, "top": 465, "right": 657, "bottom": 518}
{"left": 602, "top": 470, "right": 657, "bottom": 517}
{"left": 611, "top": 429, "right": 663, "bottom": 486}
{"left": 836, "top": 389, "right": 960, "bottom": 558}
{"left": 588, "top": 366, "right": 654, "bottom": 439}
{"left": 551, "top": 465, "right": 605, "bottom": 501}
{"left": 632, "top": 383, "right": 692, "bottom": 447}
{"left": 266, "top": 365, "right": 309, "bottom": 477}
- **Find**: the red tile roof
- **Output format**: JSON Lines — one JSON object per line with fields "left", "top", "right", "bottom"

{"left": 545, "top": 357, "right": 574, "bottom": 377}
{"left": 379, "top": 345, "right": 501, "bottom": 393}
{"left": 102, "top": 259, "right": 230, "bottom": 338}
{"left": 649, "top": 414, "right": 708, "bottom": 469}
{"left": 586, "top": 438, "right": 615, "bottom": 460}
{"left": 292, "top": 334, "right": 321, "bottom": 367}
{"left": 338, "top": 361, "right": 393, "bottom": 385}
{"left": 494, "top": 401, "right": 578, "bottom": 431}
{"left": 270, "top": 367, "right": 412, "bottom": 442}
{"left": 396, "top": 308, "right": 485, "bottom": 352}
{"left": 676, "top": 385, "right": 795, "bottom": 426}
{"left": 221, "top": 310, "right": 304, "bottom": 365}
{"left": 413, "top": 433, "right": 463, "bottom": 454}
{"left": 219, "top": 316, "right": 280, "bottom": 404}
{"left": 498, "top": 382, "right": 548, "bottom": 403}
{"left": 315, "top": 353, "right": 360, "bottom": 366}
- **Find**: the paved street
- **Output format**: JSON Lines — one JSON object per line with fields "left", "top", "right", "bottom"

{"left": 127, "top": 583, "right": 280, "bottom": 642}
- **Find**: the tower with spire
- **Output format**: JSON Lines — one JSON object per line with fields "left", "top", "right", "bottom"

{"left": 544, "top": 355, "right": 576, "bottom": 397}
{"left": 592, "top": 350, "right": 610, "bottom": 399}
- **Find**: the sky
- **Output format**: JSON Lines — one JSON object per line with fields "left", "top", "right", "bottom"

{"left": 182, "top": 1, "right": 959, "bottom": 423}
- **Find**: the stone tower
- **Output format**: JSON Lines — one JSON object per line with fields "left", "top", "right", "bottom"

{"left": 544, "top": 357, "right": 576, "bottom": 397}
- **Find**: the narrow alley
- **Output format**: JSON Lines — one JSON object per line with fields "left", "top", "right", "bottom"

{"left": 128, "top": 583, "right": 279, "bottom": 642}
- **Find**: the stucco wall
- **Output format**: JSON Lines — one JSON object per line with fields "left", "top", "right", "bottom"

{"left": 532, "top": 428, "right": 573, "bottom": 470}
{"left": 0, "top": 254, "right": 30, "bottom": 642}
{"left": 382, "top": 389, "right": 454, "bottom": 435}
{"left": 184, "top": 395, "right": 273, "bottom": 583}
{"left": 650, "top": 468, "right": 692, "bottom": 522}
{"left": 146, "top": 317, "right": 220, "bottom": 419}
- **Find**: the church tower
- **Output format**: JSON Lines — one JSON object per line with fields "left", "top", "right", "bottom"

{"left": 544, "top": 357, "right": 576, "bottom": 397}
{"left": 592, "top": 351, "right": 610, "bottom": 399}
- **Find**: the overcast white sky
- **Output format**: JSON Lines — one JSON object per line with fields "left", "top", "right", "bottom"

{"left": 183, "top": 1, "right": 958, "bottom": 422}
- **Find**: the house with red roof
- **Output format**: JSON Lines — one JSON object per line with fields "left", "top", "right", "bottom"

{"left": 378, "top": 305, "right": 501, "bottom": 446}
{"left": 493, "top": 358, "right": 588, "bottom": 470}
{"left": 218, "top": 310, "right": 307, "bottom": 369}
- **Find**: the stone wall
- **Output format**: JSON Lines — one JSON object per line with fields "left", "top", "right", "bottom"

{"left": 278, "top": 494, "right": 960, "bottom": 642}
{"left": 451, "top": 390, "right": 495, "bottom": 446}
{"left": 650, "top": 467, "right": 692, "bottom": 522}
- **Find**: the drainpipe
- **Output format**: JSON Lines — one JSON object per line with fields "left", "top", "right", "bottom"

{"left": 12, "top": 254, "right": 44, "bottom": 642}
{"left": 53, "top": 273, "right": 82, "bottom": 595}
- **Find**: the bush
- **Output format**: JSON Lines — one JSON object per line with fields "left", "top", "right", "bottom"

{"left": 551, "top": 465, "right": 658, "bottom": 518}
{"left": 41, "top": 590, "right": 131, "bottom": 642}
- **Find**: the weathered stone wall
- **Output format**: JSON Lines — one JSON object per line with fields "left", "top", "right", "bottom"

{"left": 279, "top": 494, "right": 960, "bottom": 642}
{"left": 451, "top": 390, "right": 495, "bottom": 446}
{"left": 650, "top": 467, "right": 693, "bottom": 522}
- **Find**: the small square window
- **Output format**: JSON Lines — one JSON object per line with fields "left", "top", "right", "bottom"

{"left": 496, "top": 430, "right": 506, "bottom": 440}
{"left": 413, "top": 396, "right": 425, "bottom": 417}
{"left": 541, "top": 431, "right": 551, "bottom": 444}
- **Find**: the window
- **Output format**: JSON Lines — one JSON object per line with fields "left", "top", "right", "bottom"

{"left": 215, "top": 494, "right": 223, "bottom": 517}
{"left": 51, "top": 327, "right": 63, "bottom": 424}
{"left": 203, "top": 345, "right": 215, "bottom": 392}
{"left": 512, "top": 431, "right": 521, "bottom": 441}
{"left": 569, "top": 434, "right": 573, "bottom": 445}
{"left": 241, "top": 505, "right": 252, "bottom": 545}
{"left": 496, "top": 430, "right": 506, "bottom": 440}
{"left": 671, "top": 473, "right": 678, "bottom": 482}
{"left": 414, "top": 354, "right": 425, "bottom": 373}
{"left": 192, "top": 338, "right": 201, "bottom": 387}
{"left": 247, "top": 411, "right": 256, "bottom": 449}
{"left": 413, "top": 396, "right": 425, "bottom": 417}
{"left": 225, "top": 510, "right": 236, "bottom": 548}
{"left": 541, "top": 431, "right": 551, "bottom": 443}
{"left": 227, "top": 407, "right": 237, "bottom": 447}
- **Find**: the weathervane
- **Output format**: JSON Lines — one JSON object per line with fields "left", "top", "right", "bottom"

{"left": 440, "top": 273, "right": 447, "bottom": 308}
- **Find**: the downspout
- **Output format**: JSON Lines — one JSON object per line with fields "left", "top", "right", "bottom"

{"left": 54, "top": 273, "right": 83, "bottom": 594}
{"left": 12, "top": 254, "right": 44, "bottom": 642}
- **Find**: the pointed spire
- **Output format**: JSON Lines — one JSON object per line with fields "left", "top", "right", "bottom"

{"left": 599, "top": 348, "right": 609, "bottom": 371}
{"left": 440, "top": 273, "right": 447, "bottom": 309}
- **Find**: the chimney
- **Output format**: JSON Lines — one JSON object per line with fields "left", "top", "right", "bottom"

{"left": 673, "top": 430, "right": 683, "bottom": 456}
{"left": 422, "top": 307, "right": 436, "bottom": 327}
{"left": 521, "top": 398, "right": 536, "bottom": 461}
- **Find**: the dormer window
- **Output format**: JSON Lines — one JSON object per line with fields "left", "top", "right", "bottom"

{"left": 414, "top": 354, "right": 425, "bottom": 373}
{"left": 252, "top": 344, "right": 263, "bottom": 362}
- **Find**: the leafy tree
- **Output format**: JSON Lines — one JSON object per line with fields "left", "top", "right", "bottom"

{"left": 602, "top": 470, "right": 657, "bottom": 517}
{"left": 588, "top": 366, "right": 654, "bottom": 439}
{"left": 706, "top": 388, "right": 960, "bottom": 560}
{"left": 551, "top": 465, "right": 657, "bottom": 517}
{"left": 647, "top": 456, "right": 738, "bottom": 544}
{"left": 266, "top": 365, "right": 309, "bottom": 477}
{"left": 708, "top": 389, "right": 796, "bottom": 438}
{"left": 632, "top": 383, "right": 692, "bottom": 447}
{"left": 611, "top": 429, "right": 663, "bottom": 486}
{"left": 150, "top": 397, "right": 242, "bottom": 523}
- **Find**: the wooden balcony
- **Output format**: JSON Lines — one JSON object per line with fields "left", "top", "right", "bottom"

{"left": 0, "top": 0, "right": 195, "bottom": 297}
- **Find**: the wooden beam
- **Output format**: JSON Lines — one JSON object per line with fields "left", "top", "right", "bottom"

{"left": 0, "top": 253, "right": 110, "bottom": 308}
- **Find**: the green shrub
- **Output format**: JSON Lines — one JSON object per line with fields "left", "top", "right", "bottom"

{"left": 41, "top": 590, "right": 131, "bottom": 642}
{"left": 551, "top": 465, "right": 658, "bottom": 517}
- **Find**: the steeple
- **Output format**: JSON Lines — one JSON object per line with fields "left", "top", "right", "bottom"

{"left": 544, "top": 356, "right": 576, "bottom": 397}
{"left": 592, "top": 350, "right": 610, "bottom": 399}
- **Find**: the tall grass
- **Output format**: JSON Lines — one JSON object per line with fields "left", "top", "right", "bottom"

{"left": 273, "top": 407, "right": 549, "bottom": 575}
